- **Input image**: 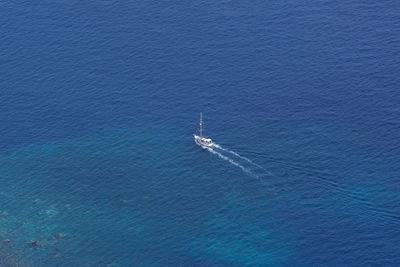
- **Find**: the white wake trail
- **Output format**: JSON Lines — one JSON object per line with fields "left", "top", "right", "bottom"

{"left": 206, "top": 147, "right": 257, "bottom": 176}
{"left": 213, "top": 143, "right": 264, "bottom": 169}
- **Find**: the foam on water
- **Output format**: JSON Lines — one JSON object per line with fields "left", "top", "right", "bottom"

{"left": 213, "top": 143, "right": 264, "bottom": 169}
{"left": 205, "top": 146, "right": 256, "bottom": 176}
{"left": 211, "top": 143, "right": 277, "bottom": 179}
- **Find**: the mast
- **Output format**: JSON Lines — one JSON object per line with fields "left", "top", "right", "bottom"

{"left": 200, "top": 112, "right": 203, "bottom": 137}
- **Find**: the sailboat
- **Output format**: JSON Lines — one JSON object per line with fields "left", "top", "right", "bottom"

{"left": 194, "top": 112, "right": 213, "bottom": 147}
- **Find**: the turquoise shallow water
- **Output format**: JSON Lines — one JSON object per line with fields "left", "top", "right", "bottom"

{"left": 1, "top": 0, "right": 400, "bottom": 266}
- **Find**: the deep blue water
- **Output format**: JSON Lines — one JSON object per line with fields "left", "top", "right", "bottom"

{"left": 1, "top": 0, "right": 400, "bottom": 266}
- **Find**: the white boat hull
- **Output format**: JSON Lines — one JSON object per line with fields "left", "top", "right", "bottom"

{"left": 194, "top": 134, "right": 213, "bottom": 148}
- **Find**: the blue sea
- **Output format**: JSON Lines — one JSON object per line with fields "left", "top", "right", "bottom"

{"left": 0, "top": 0, "right": 399, "bottom": 266}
